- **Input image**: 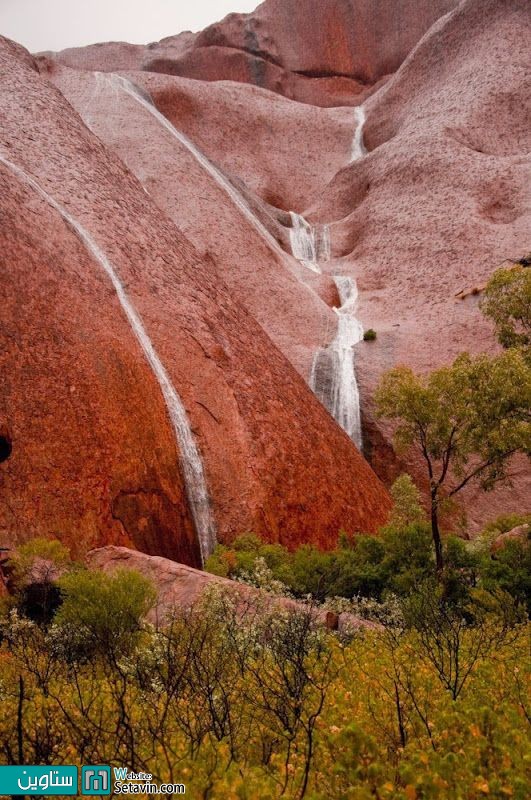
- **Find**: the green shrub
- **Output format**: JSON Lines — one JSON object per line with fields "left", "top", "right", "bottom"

{"left": 329, "top": 537, "right": 387, "bottom": 599}
{"left": 289, "top": 545, "right": 335, "bottom": 600}
{"left": 204, "top": 514, "right": 531, "bottom": 613}
{"left": 9, "top": 537, "right": 74, "bottom": 625}
{"left": 381, "top": 522, "right": 434, "bottom": 594}
{"left": 10, "top": 537, "right": 71, "bottom": 589}
{"left": 54, "top": 568, "right": 156, "bottom": 661}
{"left": 481, "top": 538, "right": 531, "bottom": 613}
{"left": 363, "top": 328, "right": 377, "bottom": 341}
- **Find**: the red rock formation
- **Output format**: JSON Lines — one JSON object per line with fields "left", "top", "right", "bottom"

{"left": 37, "top": 0, "right": 530, "bottom": 532}
{"left": 0, "top": 36, "right": 391, "bottom": 565}
{"left": 308, "top": 0, "right": 531, "bottom": 528}
{"left": 40, "top": 0, "right": 458, "bottom": 107}
{"left": 2, "top": 0, "right": 528, "bottom": 554}
{"left": 40, "top": 63, "right": 356, "bottom": 381}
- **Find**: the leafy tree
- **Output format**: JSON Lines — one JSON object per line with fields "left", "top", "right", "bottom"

{"left": 481, "top": 264, "right": 531, "bottom": 359}
{"left": 376, "top": 350, "right": 530, "bottom": 570}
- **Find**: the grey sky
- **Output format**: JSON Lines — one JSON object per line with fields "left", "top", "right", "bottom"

{"left": 0, "top": 0, "right": 259, "bottom": 53}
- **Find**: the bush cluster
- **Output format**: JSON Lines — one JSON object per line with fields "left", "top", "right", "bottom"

{"left": 206, "top": 515, "right": 530, "bottom": 612}
{"left": 0, "top": 563, "right": 528, "bottom": 799}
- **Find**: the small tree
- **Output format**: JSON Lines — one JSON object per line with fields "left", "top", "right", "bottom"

{"left": 481, "top": 264, "right": 531, "bottom": 359}
{"left": 376, "top": 350, "right": 530, "bottom": 570}
{"left": 403, "top": 583, "right": 522, "bottom": 701}
{"left": 387, "top": 474, "right": 426, "bottom": 528}
{"left": 10, "top": 538, "right": 72, "bottom": 625}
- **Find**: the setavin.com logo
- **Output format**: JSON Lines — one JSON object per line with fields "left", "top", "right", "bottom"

{"left": 0, "top": 765, "right": 186, "bottom": 795}
{"left": 82, "top": 766, "right": 112, "bottom": 795}
{"left": 0, "top": 765, "right": 111, "bottom": 796}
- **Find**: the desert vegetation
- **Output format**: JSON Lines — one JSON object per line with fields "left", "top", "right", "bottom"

{"left": 1, "top": 498, "right": 529, "bottom": 799}
{"left": 0, "top": 273, "right": 528, "bottom": 798}
{"left": 375, "top": 263, "right": 530, "bottom": 570}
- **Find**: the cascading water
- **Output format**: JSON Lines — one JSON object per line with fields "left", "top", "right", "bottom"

{"left": 351, "top": 106, "right": 367, "bottom": 161}
{"left": 306, "top": 105, "right": 368, "bottom": 448}
{"left": 287, "top": 209, "right": 363, "bottom": 447}
{"left": 288, "top": 212, "right": 330, "bottom": 273}
{"left": 99, "top": 73, "right": 289, "bottom": 263}
{"left": 310, "top": 277, "right": 364, "bottom": 450}
{"left": 0, "top": 153, "right": 217, "bottom": 564}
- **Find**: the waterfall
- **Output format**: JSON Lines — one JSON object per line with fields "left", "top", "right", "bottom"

{"left": 307, "top": 103, "right": 369, "bottom": 447}
{"left": 310, "top": 276, "right": 364, "bottom": 450}
{"left": 351, "top": 106, "right": 367, "bottom": 162}
{"left": 99, "top": 73, "right": 289, "bottom": 263}
{"left": 0, "top": 153, "right": 217, "bottom": 564}
{"left": 288, "top": 212, "right": 330, "bottom": 273}
{"left": 287, "top": 207, "right": 363, "bottom": 448}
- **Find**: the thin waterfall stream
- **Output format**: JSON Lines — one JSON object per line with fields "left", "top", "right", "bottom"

{"left": 99, "top": 73, "right": 289, "bottom": 263}
{"left": 288, "top": 212, "right": 330, "bottom": 273}
{"left": 351, "top": 106, "right": 367, "bottom": 161}
{"left": 310, "top": 278, "right": 364, "bottom": 450}
{"left": 0, "top": 153, "right": 217, "bottom": 564}
{"left": 289, "top": 107, "right": 367, "bottom": 448}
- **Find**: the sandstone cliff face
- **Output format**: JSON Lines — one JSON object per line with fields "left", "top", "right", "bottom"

{"left": 1, "top": 0, "right": 529, "bottom": 560}
{"left": 42, "top": 0, "right": 459, "bottom": 107}
{"left": 40, "top": 63, "right": 356, "bottom": 381}
{"left": 308, "top": 0, "right": 531, "bottom": 526}
{"left": 0, "top": 36, "right": 391, "bottom": 563}
{"left": 43, "top": 0, "right": 530, "bottom": 529}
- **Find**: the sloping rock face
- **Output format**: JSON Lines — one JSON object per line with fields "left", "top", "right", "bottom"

{"left": 0, "top": 37, "right": 391, "bottom": 564}
{"left": 36, "top": 0, "right": 530, "bottom": 532}
{"left": 42, "top": 0, "right": 458, "bottom": 107}
{"left": 86, "top": 545, "right": 376, "bottom": 631}
{"left": 491, "top": 524, "right": 530, "bottom": 554}
{"left": 2, "top": 0, "right": 528, "bottom": 554}
{"left": 39, "top": 64, "right": 356, "bottom": 379}
{"left": 309, "top": 0, "right": 531, "bottom": 527}
{"left": 87, "top": 546, "right": 229, "bottom": 620}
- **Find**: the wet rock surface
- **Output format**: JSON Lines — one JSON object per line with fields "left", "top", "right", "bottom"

{"left": 0, "top": 35, "right": 390, "bottom": 563}
{"left": 1, "top": 0, "right": 529, "bottom": 565}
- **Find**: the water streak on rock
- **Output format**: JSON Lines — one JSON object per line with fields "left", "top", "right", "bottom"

{"left": 310, "top": 276, "right": 364, "bottom": 450}
{"left": 0, "top": 153, "right": 217, "bottom": 564}
{"left": 288, "top": 211, "right": 330, "bottom": 272}
{"left": 101, "top": 73, "right": 289, "bottom": 263}
{"left": 351, "top": 106, "right": 367, "bottom": 161}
